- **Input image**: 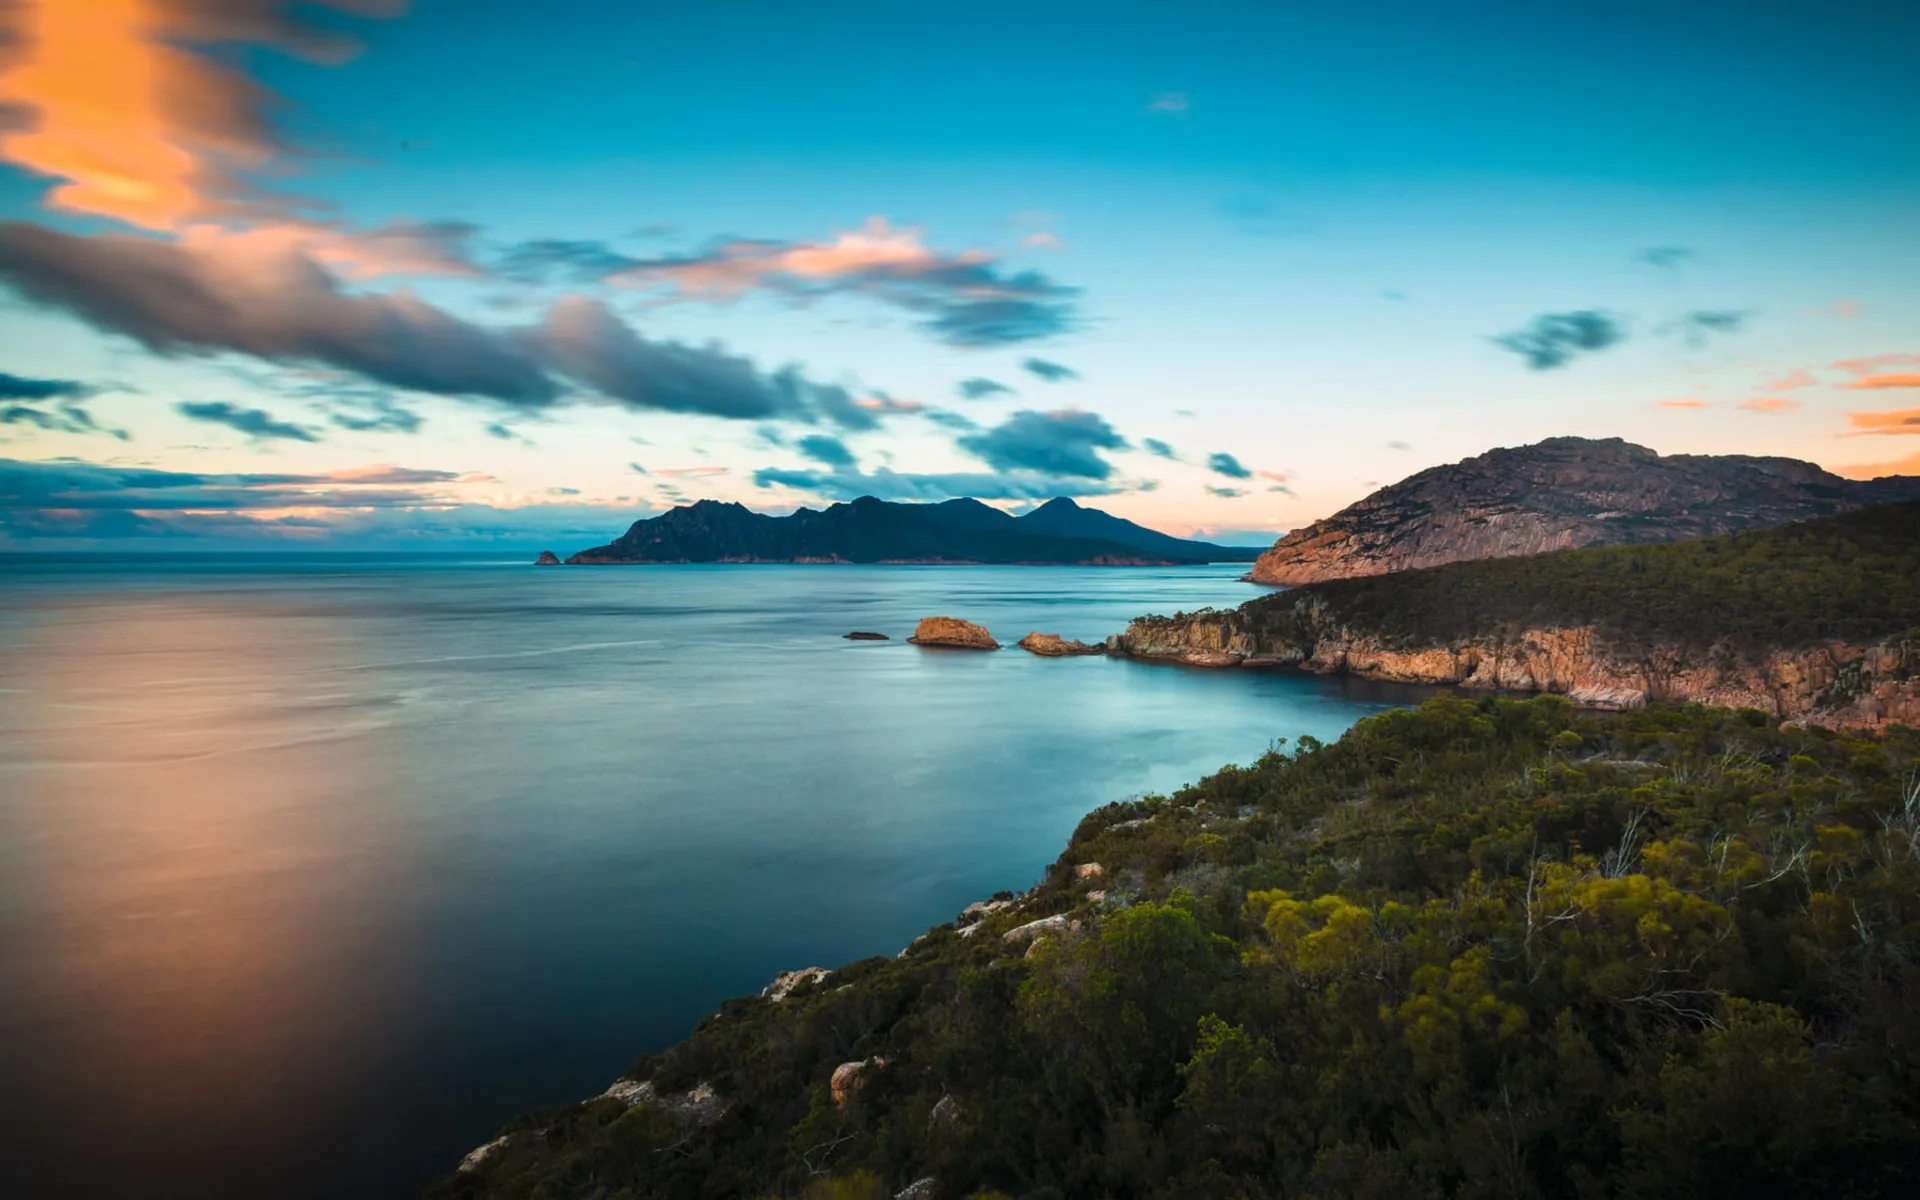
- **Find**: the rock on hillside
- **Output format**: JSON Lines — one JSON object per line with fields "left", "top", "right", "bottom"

{"left": 1249, "top": 437, "right": 1920, "bottom": 585}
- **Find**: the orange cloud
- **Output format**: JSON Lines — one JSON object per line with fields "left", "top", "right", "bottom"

{"left": 1737, "top": 398, "right": 1798, "bottom": 413}
{"left": 1831, "top": 353, "right": 1920, "bottom": 377}
{"left": 1758, "top": 368, "right": 1816, "bottom": 392}
{"left": 0, "top": 0, "right": 404, "bottom": 230}
{"left": 1841, "top": 408, "right": 1920, "bottom": 437}
{"left": 1653, "top": 398, "right": 1713, "bottom": 409}
{"left": 1844, "top": 373, "right": 1920, "bottom": 390}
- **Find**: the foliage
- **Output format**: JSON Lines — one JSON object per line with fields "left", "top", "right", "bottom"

{"left": 1239, "top": 499, "right": 1920, "bottom": 654}
{"left": 428, "top": 696, "right": 1920, "bottom": 1199}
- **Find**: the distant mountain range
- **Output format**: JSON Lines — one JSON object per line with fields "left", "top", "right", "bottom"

{"left": 1248, "top": 436, "right": 1920, "bottom": 585}
{"left": 561, "top": 496, "right": 1262, "bottom": 565}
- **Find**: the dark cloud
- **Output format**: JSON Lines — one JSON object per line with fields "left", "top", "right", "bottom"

{"left": 547, "top": 486, "right": 581, "bottom": 496}
{"left": 176, "top": 400, "right": 320, "bottom": 442}
{"left": 325, "top": 392, "right": 424, "bottom": 434}
{"left": 1667, "top": 309, "right": 1752, "bottom": 347}
{"left": 751, "top": 466, "right": 1122, "bottom": 503}
{"left": 1022, "top": 358, "right": 1079, "bottom": 383}
{"left": 1204, "top": 486, "right": 1247, "bottom": 498}
{"left": 0, "top": 370, "right": 125, "bottom": 439}
{"left": 1, "top": 401, "right": 129, "bottom": 440}
{"left": 1491, "top": 310, "right": 1627, "bottom": 370}
{"left": 1639, "top": 246, "right": 1693, "bottom": 269}
{"left": 957, "top": 377, "right": 1014, "bottom": 400}
{"left": 0, "top": 225, "right": 890, "bottom": 433}
{"left": 922, "top": 295, "right": 1075, "bottom": 348}
{"left": 955, "top": 409, "right": 1128, "bottom": 479}
{"left": 0, "top": 458, "right": 458, "bottom": 515}
{"left": 628, "top": 462, "right": 650, "bottom": 475}
{"left": 560, "top": 221, "right": 1082, "bottom": 348}
{"left": 795, "top": 434, "right": 857, "bottom": 469}
{"left": 921, "top": 408, "right": 979, "bottom": 432}
{"left": 0, "top": 371, "right": 90, "bottom": 400}
{"left": 539, "top": 295, "right": 875, "bottom": 426}
{"left": 1206, "top": 451, "right": 1252, "bottom": 479}
{"left": 498, "top": 239, "right": 643, "bottom": 283}
{"left": 0, "top": 223, "right": 560, "bottom": 405}
{"left": 1142, "top": 438, "right": 1178, "bottom": 460}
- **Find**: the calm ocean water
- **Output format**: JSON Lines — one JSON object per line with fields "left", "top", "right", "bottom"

{"left": 0, "top": 556, "right": 1425, "bottom": 1199}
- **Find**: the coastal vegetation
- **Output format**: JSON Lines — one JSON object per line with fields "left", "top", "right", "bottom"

{"left": 430, "top": 694, "right": 1920, "bottom": 1199}
{"left": 1244, "top": 499, "right": 1920, "bottom": 655}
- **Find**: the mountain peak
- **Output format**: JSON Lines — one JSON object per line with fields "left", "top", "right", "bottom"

{"left": 1249, "top": 437, "right": 1920, "bottom": 585}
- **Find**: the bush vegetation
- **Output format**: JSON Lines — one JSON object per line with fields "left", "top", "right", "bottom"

{"left": 429, "top": 695, "right": 1920, "bottom": 1199}
{"left": 1238, "top": 499, "right": 1920, "bottom": 654}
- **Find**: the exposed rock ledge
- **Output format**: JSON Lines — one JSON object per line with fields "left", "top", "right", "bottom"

{"left": 1111, "top": 604, "right": 1920, "bottom": 731}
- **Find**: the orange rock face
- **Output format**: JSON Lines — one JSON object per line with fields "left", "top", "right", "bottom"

{"left": 1246, "top": 437, "right": 1920, "bottom": 585}
{"left": 908, "top": 617, "right": 1000, "bottom": 649}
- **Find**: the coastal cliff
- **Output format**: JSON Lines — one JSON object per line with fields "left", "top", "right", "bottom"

{"left": 1116, "top": 605, "right": 1920, "bottom": 730}
{"left": 1120, "top": 500, "right": 1920, "bottom": 730}
{"left": 1248, "top": 436, "right": 1920, "bottom": 585}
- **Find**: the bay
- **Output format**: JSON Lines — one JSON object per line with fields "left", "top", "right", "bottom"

{"left": 0, "top": 557, "right": 1422, "bottom": 1198}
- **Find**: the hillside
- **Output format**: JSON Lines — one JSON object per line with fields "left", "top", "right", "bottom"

{"left": 430, "top": 697, "right": 1920, "bottom": 1198}
{"left": 563, "top": 497, "right": 1261, "bottom": 565}
{"left": 1118, "top": 501, "right": 1920, "bottom": 728}
{"left": 1249, "top": 436, "right": 1920, "bottom": 585}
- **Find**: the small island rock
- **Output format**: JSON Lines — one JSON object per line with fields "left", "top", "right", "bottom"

{"left": 907, "top": 617, "right": 999, "bottom": 649}
{"left": 535, "top": 550, "right": 562, "bottom": 565}
{"left": 843, "top": 631, "right": 890, "bottom": 641}
{"left": 1018, "top": 631, "right": 1105, "bottom": 656}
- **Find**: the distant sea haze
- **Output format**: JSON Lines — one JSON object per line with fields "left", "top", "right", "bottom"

{"left": 0, "top": 556, "right": 1419, "bottom": 1200}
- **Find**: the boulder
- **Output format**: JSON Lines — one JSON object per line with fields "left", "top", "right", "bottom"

{"left": 535, "top": 550, "right": 562, "bottom": 565}
{"left": 843, "top": 631, "right": 890, "bottom": 640}
{"left": 957, "top": 898, "right": 1014, "bottom": 925}
{"left": 1018, "top": 632, "right": 1105, "bottom": 656}
{"left": 908, "top": 617, "right": 999, "bottom": 649}
{"left": 1073, "top": 862, "right": 1104, "bottom": 879}
{"left": 1003, "top": 914, "right": 1074, "bottom": 944}
{"left": 762, "top": 967, "right": 831, "bottom": 1002}
{"left": 830, "top": 1057, "right": 885, "bottom": 1107}
{"left": 602, "top": 1078, "right": 728, "bottom": 1126}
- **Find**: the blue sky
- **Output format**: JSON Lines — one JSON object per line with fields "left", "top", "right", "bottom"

{"left": 1, "top": 0, "right": 1916, "bottom": 548}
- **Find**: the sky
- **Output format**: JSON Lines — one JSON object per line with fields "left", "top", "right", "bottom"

{"left": 1, "top": 0, "right": 1917, "bottom": 551}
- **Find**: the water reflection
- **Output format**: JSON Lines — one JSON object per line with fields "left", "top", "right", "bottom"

{"left": 1, "top": 598, "right": 422, "bottom": 1198}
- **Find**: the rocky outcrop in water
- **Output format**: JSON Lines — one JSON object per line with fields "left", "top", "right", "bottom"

{"left": 908, "top": 617, "right": 999, "bottom": 649}
{"left": 1248, "top": 437, "right": 1920, "bottom": 585}
{"left": 534, "top": 550, "right": 561, "bottom": 565}
{"left": 844, "top": 631, "right": 890, "bottom": 641}
{"left": 1017, "top": 632, "right": 1104, "bottom": 656}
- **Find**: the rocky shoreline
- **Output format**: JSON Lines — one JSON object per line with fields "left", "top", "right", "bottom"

{"left": 1107, "top": 601, "right": 1920, "bottom": 731}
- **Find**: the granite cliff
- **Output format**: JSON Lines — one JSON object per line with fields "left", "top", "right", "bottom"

{"left": 565, "top": 496, "right": 1260, "bottom": 566}
{"left": 1118, "top": 501, "right": 1920, "bottom": 730}
{"left": 1249, "top": 436, "right": 1920, "bottom": 585}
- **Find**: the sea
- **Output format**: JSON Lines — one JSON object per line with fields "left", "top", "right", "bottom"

{"left": 0, "top": 555, "right": 1428, "bottom": 1199}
